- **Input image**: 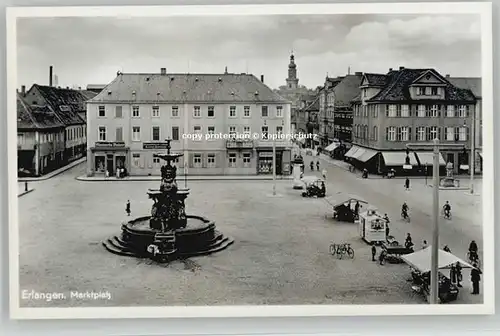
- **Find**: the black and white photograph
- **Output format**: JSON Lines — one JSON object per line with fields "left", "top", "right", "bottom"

{"left": 7, "top": 3, "right": 494, "bottom": 319}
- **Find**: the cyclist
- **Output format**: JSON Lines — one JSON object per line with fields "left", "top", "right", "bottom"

{"left": 383, "top": 213, "right": 390, "bottom": 223}
{"left": 401, "top": 202, "right": 409, "bottom": 220}
{"left": 443, "top": 201, "right": 452, "bottom": 219}
{"left": 469, "top": 240, "right": 479, "bottom": 262}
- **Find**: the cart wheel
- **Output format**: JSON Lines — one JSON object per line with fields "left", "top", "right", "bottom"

{"left": 329, "top": 244, "right": 336, "bottom": 255}
{"left": 347, "top": 248, "right": 355, "bottom": 259}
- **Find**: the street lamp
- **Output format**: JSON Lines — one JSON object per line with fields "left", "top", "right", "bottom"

{"left": 468, "top": 111, "right": 475, "bottom": 194}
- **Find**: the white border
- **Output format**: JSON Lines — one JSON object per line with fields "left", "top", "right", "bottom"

{"left": 7, "top": 2, "right": 494, "bottom": 319}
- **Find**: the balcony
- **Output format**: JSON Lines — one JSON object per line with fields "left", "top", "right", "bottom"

{"left": 226, "top": 138, "right": 254, "bottom": 149}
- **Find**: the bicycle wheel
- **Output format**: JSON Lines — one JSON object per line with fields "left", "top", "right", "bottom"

{"left": 347, "top": 247, "right": 355, "bottom": 258}
{"left": 329, "top": 244, "right": 337, "bottom": 255}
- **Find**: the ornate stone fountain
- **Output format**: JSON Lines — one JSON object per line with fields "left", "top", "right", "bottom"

{"left": 440, "top": 162, "right": 460, "bottom": 188}
{"left": 103, "top": 139, "right": 234, "bottom": 262}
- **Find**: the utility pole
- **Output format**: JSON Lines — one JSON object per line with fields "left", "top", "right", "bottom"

{"left": 430, "top": 138, "right": 440, "bottom": 304}
{"left": 272, "top": 136, "right": 276, "bottom": 196}
{"left": 470, "top": 108, "right": 475, "bottom": 194}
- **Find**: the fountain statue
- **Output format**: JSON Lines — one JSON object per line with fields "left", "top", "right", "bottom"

{"left": 103, "top": 139, "right": 234, "bottom": 262}
{"left": 440, "top": 161, "right": 460, "bottom": 188}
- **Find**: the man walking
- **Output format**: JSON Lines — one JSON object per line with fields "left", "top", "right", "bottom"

{"left": 371, "top": 245, "right": 376, "bottom": 261}
{"left": 471, "top": 264, "right": 482, "bottom": 294}
{"left": 404, "top": 177, "right": 410, "bottom": 191}
{"left": 322, "top": 168, "right": 327, "bottom": 180}
{"left": 126, "top": 200, "right": 131, "bottom": 216}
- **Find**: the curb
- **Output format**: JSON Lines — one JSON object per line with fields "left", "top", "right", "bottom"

{"left": 76, "top": 176, "right": 294, "bottom": 182}
{"left": 18, "top": 157, "right": 87, "bottom": 182}
{"left": 18, "top": 188, "right": 35, "bottom": 197}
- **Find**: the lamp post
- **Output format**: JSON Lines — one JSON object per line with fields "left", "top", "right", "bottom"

{"left": 407, "top": 139, "right": 440, "bottom": 304}
{"left": 469, "top": 110, "right": 475, "bottom": 194}
{"left": 272, "top": 135, "right": 276, "bottom": 196}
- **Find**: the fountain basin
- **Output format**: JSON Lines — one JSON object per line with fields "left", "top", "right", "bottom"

{"left": 103, "top": 215, "right": 234, "bottom": 259}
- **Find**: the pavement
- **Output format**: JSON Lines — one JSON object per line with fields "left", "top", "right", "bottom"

{"left": 17, "top": 157, "right": 483, "bottom": 307}
{"left": 18, "top": 157, "right": 87, "bottom": 182}
{"left": 17, "top": 182, "right": 34, "bottom": 197}
{"left": 77, "top": 174, "right": 293, "bottom": 181}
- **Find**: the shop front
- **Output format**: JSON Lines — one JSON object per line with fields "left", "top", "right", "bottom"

{"left": 89, "top": 141, "right": 129, "bottom": 176}
{"left": 256, "top": 147, "right": 291, "bottom": 175}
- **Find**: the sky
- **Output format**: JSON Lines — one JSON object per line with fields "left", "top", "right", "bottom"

{"left": 16, "top": 14, "right": 481, "bottom": 90}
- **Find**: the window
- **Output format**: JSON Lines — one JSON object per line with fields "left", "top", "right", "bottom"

{"left": 431, "top": 87, "right": 438, "bottom": 95}
{"left": 276, "top": 126, "right": 283, "bottom": 136}
{"left": 193, "top": 126, "right": 202, "bottom": 140}
{"left": 401, "top": 105, "right": 410, "bottom": 117}
{"left": 363, "top": 89, "right": 367, "bottom": 97}
{"left": 229, "top": 106, "right": 236, "bottom": 117}
{"left": 207, "top": 126, "right": 215, "bottom": 136}
{"left": 397, "top": 126, "right": 409, "bottom": 141}
{"left": 426, "top": 126, "right": 439, "bottom": 141}
{"left": 446, "top": 127, "right": 455, "bottom": 141}
{"left": 458, "top": 105, "right": 468, "bottom": 118}
{"left": 261, "top": 106, "right": 268, "bottom": 117}
{"left": 115, "top": 127, "right": 123, "bottom": 142}
{"left": 416, "top": 87, "right": 425, "bottom": 96}
{"left": 243, "top": 153, "right": 251, "bottom": 167}
{"left": 172, "top": 106, "right": 179, "bottom": 117}
{"left": 372, "top": 126, "right": 378, "bottom": 141}
{"left": 276, "top": 106, "right": 283, "bottom": 117}
{"left": 153, "top": 156, "right": 160, "bottom": 164}
{"left": 98, "top": 127, "right": 106, "bottom": 141}
{"left": 386, "top": 127, "right": 396, "bottom": 141}
{"left": 132, "top": 153, "right": 141, "bottom": 167}
{"left": 115, "top": 106, "right": 123, "bottom": 118}
{"left": 207, "top": 154, "right": 216, "bottom": 168}
{"left": 132, "top": 126, "right": 141, "bottom": 141}
{"left": 417, "top": 105, "right": 426, "bottom": 117}
{"left": 152, "top": 126, "right": 160, "bottom": 141}
{"left": 243, "top": 126, "right": 251, "bottom": 135}
{"left": 208, "top": 106, "right": 215, "bottom": 117}
{"left": 98, "top": 106, "right": 105, "bottom": 117}
{"left": 427, "top": 105, "right": 439, "bottom": 117}
{"left": 229, "top": 126, "right": 237, "bottom": 137}
{"left": 228, "top": 153, "right": 237, "bottom": 168}
{"left": 244, "top": 106, "right": 250, "bottom": 117}
{"left": 193, "top": 106, "right": 201, "bottom": 117}
{"left": 416, "top": 127, "right": 426, "bottom": 141}
{"left": 458, "top": 127, "right": 468, "bottom": 141}
{"left": 446, "top": 105, "right": 455, "bottom": 117}
{"left": 387, "top": 105, "right": 397, "bottom": 117}
{"left": 132, "top": 106, "right": 140, "bottom": 117}
{"left": 172, "top": 127, "right": 179, "bottom": 141}
{"left": 152, "top": 106, "right": 160, "bottom": 117}
{"left": 193, "top": 154, "right": 202, "bottom": 168}
{"left": 425, "top": 87, "right": 432, "bottom": 95}
{"left": 262, "top": 126, "right": 268, "bottom": 139}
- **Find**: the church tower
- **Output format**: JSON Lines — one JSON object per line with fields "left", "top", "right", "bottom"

{"left": 286, "top": 52, "right": 299, "bottom": 89}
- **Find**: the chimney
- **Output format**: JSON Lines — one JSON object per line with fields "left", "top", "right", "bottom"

{"left": 355, "top": 72, "right": 362, "bottom": 76}
{"left": 399, "top": 66, "right": 405, "bottom": 70}
{"left": 160, "top": 68, "right": 166, "bottom": 75}
{"left": 49, "top": 65, "right": 53, "bottom": 87}
{"left": 21, "top": 85, "right": 26, "bottom": 96}
{"left": 260, "top": 75, "right": 264, "bottom": 83}
{"left": 389, "top": 68, "right": 393, "bottom": 72}
{"left": 445, "top": 74, "right": 450, "bottom": 78}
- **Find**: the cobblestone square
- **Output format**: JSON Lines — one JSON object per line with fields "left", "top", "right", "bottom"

{"left": 17, "top": 161, "right": 483, "bottom": 307}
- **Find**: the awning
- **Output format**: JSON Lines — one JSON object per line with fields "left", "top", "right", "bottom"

{"left": 401, "top": 246, "right": 476, "bottom": 273}
{"left": 380, "top": 151, "right": 418, "bottom": 166}
{"left": 324, "top": 142, "right": 340, "bottom": 152}
{"left": 356, "top": 148, "right": 378, "bottom": 163}
{"left": 344, "top": 146, "right": 359, "bottom": 158}
{"left": 413, "top": 151, "right": 446, "bottom": 166}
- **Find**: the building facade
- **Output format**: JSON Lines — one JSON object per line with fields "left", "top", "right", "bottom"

{"left": 350, "top": 67, "right": 477, "bottom": 175}
{"left": 86, "top": 71, "right": 292, "bottom": 176}
{"left": 26, "top": 84, "right": 95, "bottom": 164}
{"left": 17, "top": 93, "right": 66, "bottom": 176}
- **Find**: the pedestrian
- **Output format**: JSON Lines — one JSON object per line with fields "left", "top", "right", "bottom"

{"left": 126, "top": 200, "right": 131, "bottom": 216}
{"left": 405, "top": 177, "right": 410, "bottom": 190}
{"left": 455, "top": 262, "right": 463, "bottom": 288}
{"left": 443, "top": 245, "right": 451, "bottom": 253}
{"left": 405, "top": 233, "right": 413, "bottom": 250}
{"left": 354, "top": 201, "right": 360, "bottom": 215}
{"left": 378, "top": 250, "right": 386, "bottom": 265}
{"left": 322, "top": 168, "right": 327, "bottom": 180}
{"left": 385, "top": 223, "right": 390, "bottom": 238}
{"left": 371, "top": 245, "right": 376, "bottom": 261}
{"left": 421, "top": 240, "right": 428, "bottom": 250}
{"left": 316, "top": 160, "right": 320, "bottom": 171}
{"left": 470, "top": 263, "right": 482, "bottom": 294}
{"left": 105, "top": 169, "right": 110, "bottom": 178}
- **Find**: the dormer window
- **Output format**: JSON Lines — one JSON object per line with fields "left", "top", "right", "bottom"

{"left": 416, "top": 87, "right": 425, "bottom": 96}
{"left": 107, "top": 91, "right": 111, "bottom": 95}
{"left": 431, "top": 87, "right": 438, "bottom": 95}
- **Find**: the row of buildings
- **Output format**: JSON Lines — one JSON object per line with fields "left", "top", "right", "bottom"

{"left": 17, "top": 66, "right": 98, "bottom": 176}
{"left": 292, "top": 64, "right": 482, "bottom": 175}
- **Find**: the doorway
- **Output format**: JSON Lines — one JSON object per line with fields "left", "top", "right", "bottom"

{"left": 107, "top": 154, "right": 114, "bottom": 175}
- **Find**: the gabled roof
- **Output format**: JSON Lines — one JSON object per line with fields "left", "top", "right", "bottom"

{"left": 17, "top": 93, "right": 64, "bottom": 131}
{"left": 31, "top": 84, "right": 88, "bottom": 125}
{"left": 331, "top": 74, "right": 363, "bottom": 106}
{"left": 89, "top": 73, "right": 288, "bottom": 103}
{"left": 446, "top": 77, "right": 481, "bottom": 99}
{"left": 325, "top": 76, "right": 343, "bottom": 89}
{"left": 368, "top": 68, "right": 476, "bottom": 102}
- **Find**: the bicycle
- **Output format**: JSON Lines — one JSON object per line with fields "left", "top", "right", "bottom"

{"left": 329, "top": 243, "right": 355, "bottom": 259}
{"left": 467, "top": 251, "right": 480, "bottom": 265}
{"left": 442, "top": 209, "right": 452, "bottom": 220}
{"left": 401, "top": 211, "right": 411, "bottom": 223}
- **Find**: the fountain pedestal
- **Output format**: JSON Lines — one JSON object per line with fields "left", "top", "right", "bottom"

{"left": 103, "top": 139, "right": 233, "bottom": 262}
{"left": 440, "top": 162, "right": 460, "bottom": 188}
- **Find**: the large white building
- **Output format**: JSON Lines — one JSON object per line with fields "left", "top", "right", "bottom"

{"left": 86, "top": 69, "right": 292, "bottom": 176}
